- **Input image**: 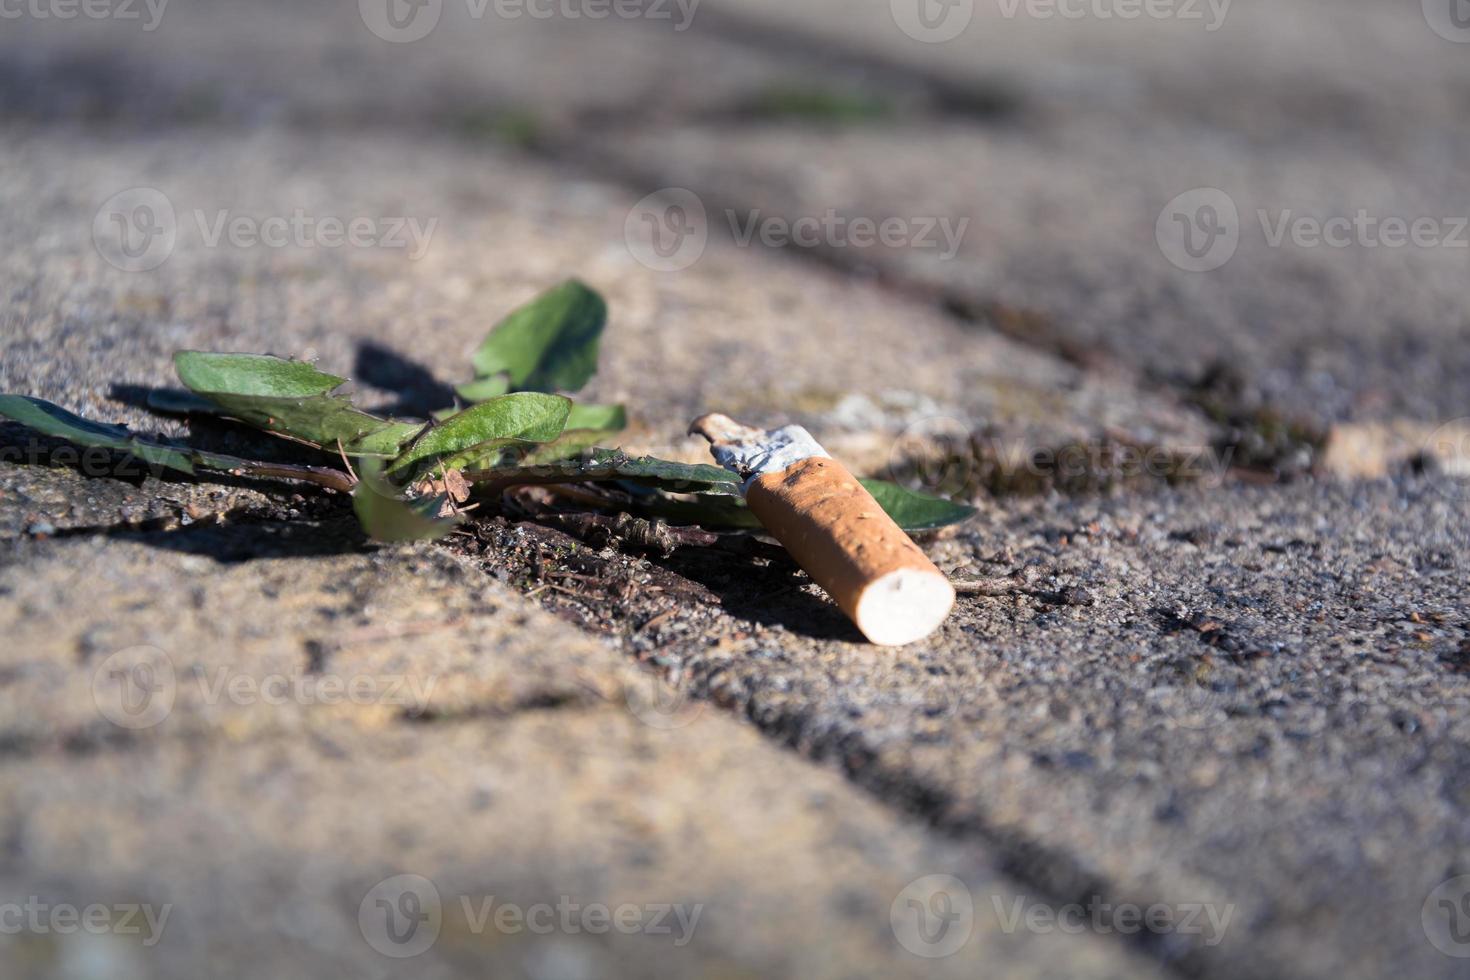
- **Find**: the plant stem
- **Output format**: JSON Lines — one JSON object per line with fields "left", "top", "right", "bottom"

{"left": 463, "top": 470, "right": 598, "bottom": 496}
{"left": 225, "top": 461, "right": 357, "bottom": 493}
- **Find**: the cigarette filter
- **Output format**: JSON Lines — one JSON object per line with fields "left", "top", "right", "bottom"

{"left": 691, "top": 413, "right": 955, "bottom": 646}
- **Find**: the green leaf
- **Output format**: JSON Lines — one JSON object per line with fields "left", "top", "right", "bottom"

{"left": 0, "top": 395, "right": 244, "bottom": 476}
{"left": 584, "top": 450, "right": 741, "bottom": 495}
{"left": 858, "top": 479, "right": 975, "bottom": 531}
{"left": 454, "top": 404, "right": 624, "bottom": 470}
{"left": 454, "top": 376, "right": 511, "bottom": 402}
{"left": 517, "top": 429, "right": 614, "bottom": 467}
{"left": 633, "top": 494, "right": 764, "bottom": 530}
{"left": 174, "top": 352, "right": 346, "bottom": 398}
{"left": 352, "top": 461, "right": 461, "bottom": 543}
{"left": 389, "top": 392, "right": 571, "bottom": 473}
{"left": 564, "top": 402, "right": 627, "bottom": 433}
{"left": 428, "top": 427, "right": 611, "bottom": 475}
{"left": 174, "top": 352, "right": 423, "bottom": 457}
{"left": 460, "top": 280, "right": 607, "bottom": 397}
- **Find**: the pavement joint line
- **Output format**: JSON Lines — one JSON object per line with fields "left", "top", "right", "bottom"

{"left": 445, "top": 514, "right": 1224, "bottom": 979}
{"left": 516, "top": 125, "right": 1305, "bottom": 481}
{"left": 621, "top": 0, "right": 1024, "bottom": 122}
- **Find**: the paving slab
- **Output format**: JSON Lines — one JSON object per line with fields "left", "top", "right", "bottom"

{"left": 0, "top": 0, "right": 750, "bottom": 128}
{"left": 7, "top": 0, "right": 1464, "bottom": 435}
{"left": 452, "top": 476, "right": 1470, "bottom": 980}
{"left": 588, "top": 0, "right": 1470, "bottom": 432}
{"left": 1, "top": 4, "right": 1466, "bottom": 980}
{"left": 0, "top": 530, "right": 1163, "bottom": 980}
{"left": 717, "top": 0, "right": 1469, "bottom": 136}
{"left": 0, "top": 122, "right": 1211, "bottom": 536}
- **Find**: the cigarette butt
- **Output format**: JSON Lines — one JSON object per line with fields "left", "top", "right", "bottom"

{"left": 691, "top": 413, "right": 955, "bottom": 646}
